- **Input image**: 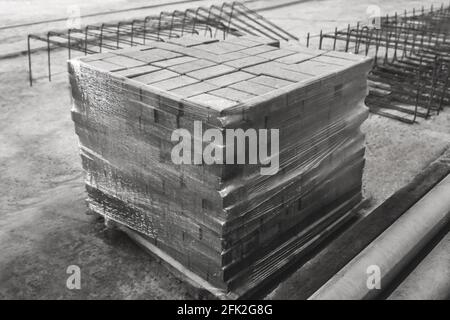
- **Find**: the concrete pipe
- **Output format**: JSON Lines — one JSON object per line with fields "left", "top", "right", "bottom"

{"left": 309, "top": 174, "right": 450, "bottom": 300}
{"left": 387, "top": 232, "right": 450, "bottom": 300}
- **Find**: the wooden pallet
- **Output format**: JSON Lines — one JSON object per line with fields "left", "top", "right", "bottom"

{"left": 103, "top": 197, "right": 365, "bottom": 299}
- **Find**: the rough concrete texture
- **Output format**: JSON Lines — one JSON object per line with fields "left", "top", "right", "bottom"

{"left": 1, "top": 0, "right": 449, "bottom": 299}
{"left": 266, "top": 149, "right": 450, "bottom": 300}
{"left": 388, "top": 231, "right": 450, "bottom": 300}
{"left": 0, "top": 0, "right": 224, "bottom": 58}
{"left": 253, "top": 0, "right": 446, "bottom": 47}
{"left": 309, "top": 174, "right": 450, "bottom": 300}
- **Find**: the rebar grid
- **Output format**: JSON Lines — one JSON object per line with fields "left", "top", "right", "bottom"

{"left": 27, "top": 1, "right": 298, "bottom": 86}
{"left": 315, "top": 3, "right": 450, "bottom": 124}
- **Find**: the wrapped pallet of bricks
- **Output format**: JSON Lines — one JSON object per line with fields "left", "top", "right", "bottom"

{"left": 68, "top": 35, "right": 372, "bottom": 299}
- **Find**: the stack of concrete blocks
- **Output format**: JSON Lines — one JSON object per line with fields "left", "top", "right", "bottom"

{"left": 69, "top": 36, "right": 372, "bottom": 297}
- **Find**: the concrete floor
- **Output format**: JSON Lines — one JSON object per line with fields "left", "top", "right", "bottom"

{"left": 0, "top": 0, "right": 449, "bottom": 299}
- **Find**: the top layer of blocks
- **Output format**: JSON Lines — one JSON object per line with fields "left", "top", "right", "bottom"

{"left": 74, "top": 35, "right": 372, "bottom": 119}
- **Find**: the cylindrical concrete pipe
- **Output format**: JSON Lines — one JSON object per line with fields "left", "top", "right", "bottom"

{"left": 309, "top": 174, "right": 450, "bottom": 300}
{"left": 387, "top": 232, "right": 450, "bottom": 300}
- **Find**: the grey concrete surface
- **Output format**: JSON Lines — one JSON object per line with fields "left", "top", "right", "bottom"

{"left": 388, "top": 231, "right": 450, "bottom": 300}
{"left": 309, "top": 174, "right": 450, "bottom": 300}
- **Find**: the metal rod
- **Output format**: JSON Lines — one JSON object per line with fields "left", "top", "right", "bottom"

{"left": 27, "top": 35, "right": 32, "bottom": 86}
{"left": 47, "top": 32, "right": 51, "bottom": 82}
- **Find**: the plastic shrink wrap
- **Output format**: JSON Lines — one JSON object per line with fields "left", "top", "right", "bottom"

{"left": 69, "top": 35, "right": 372, "bottom": 295}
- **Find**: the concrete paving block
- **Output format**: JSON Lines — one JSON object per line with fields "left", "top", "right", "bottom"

{"left": 168, "top": 59, "right": 216, "bottom": 74}
{"left": 236, "top": 35, "right": 280, "bottom": 47}
{"left": 248, "top": 75, "right": 295, "bottom": 89}
{"left": 209, "top": 87, "right": 256, "bottom": 102}
{"left": 312, "top": 55, "right": 356, "bottom": 67}
{"left": 134, "top": 48, "right": 182, "bottom": 63}
{"left": 224, "top": 56, "right": 268, "bottom": 69}
{"left": 150, "top": 41, "right": 187, "bottom": 53}
{"left": 282, "top": 63, "right": 316, "bottom": 76}
{"left": 276, "top": 52, "right": 315, "bottom": 64}
{"left": 131, "top": 52, "right": 168, "bottom": 64}
{"left": 257, "top": 49, "right": 298, "bottom": 60}
{"left": 178, "top": 47, "right": 223, "bottom": 62}
{"left": 103, "top": 55, "right": 149, "bottom": 68}
{"left": 223, "top": 37, "right": 266, "bottom": 48}
{"left": 152, "top": 56, "right": 198, "bottom": 68}
{"left": 194, "top": 43, "right": 229, "bottom": 55}
{"left": 112, "top": 65, "right": 161, "bottom": 78}
{"left": 267, "top": 67, "right": 313, "bottom": 83}
{"left": 87, "top": 60, "right": 126, "bottom": 72}
{"left": 287, "top": 81, "right": 322, "bottom": 106}
{"left": 229, "top": 80, "right": 275, "bottom": 96}
{"left": 244, "top": 61, "right": 313, "bottom": 82}
{"left": 119, "top": 78, "right": 143, "bottom": 100}
{"left": 79, "top": 52, "right": 116, "bottom": 62}
{"left": 133, "top": 69, "right": 179, "bottom": 84}
{"left": 139, "top": 83, "right": 160, "bottom": 105}
{"left": 187, "top": 65, "right": 236, "bottom": 81}
{"left": 150, "top": 76, "right": 199, "bottom": 91}
{"left": 214, "top": 51, "right": 249, "bottom": 63}
{"left": 291, "top": 60, "right": 343, "bottom": 77}
{"left": 187, "top": 93, "right": 238, "bottom": 112}
{"left": 243, "top": 61, "right": 287, "bottom": 75}
{"left": 204, "top": 71, "right": 255, "bottom": 87}
{"left": 170, "top": 82, "right": 219, "bottom": 98}
{"left": 216, "top": 42, "right": 248, "bottom": 53}
{"left": 118, "top": 49, "right": 155, "bottom": 59}
{"left": 239, "top": 45, "right": 279, "bottom": 55}
{"left": 195, "top": 42, "right": 247, "bottom": 55}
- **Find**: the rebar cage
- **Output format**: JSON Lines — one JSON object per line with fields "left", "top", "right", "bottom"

{"left": 26, "top": 1, "right": 298, "bottom": 86}
{"left": 317, "top": 3, "right": 450, "bottom": 123}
